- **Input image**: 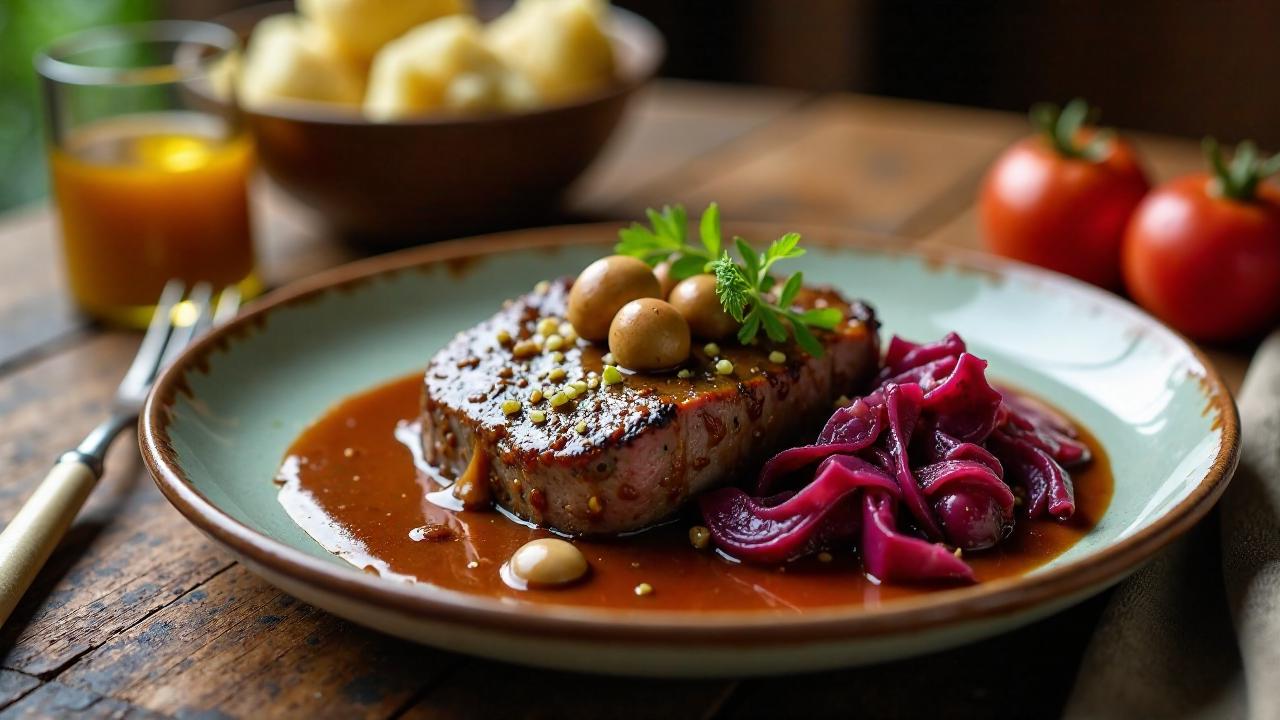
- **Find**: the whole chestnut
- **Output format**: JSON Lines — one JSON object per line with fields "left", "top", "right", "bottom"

{"left": 668, "top": 274, "right": 738, "bottom": 340}
{"left": 653, "top": 260, "right": 677, "bottom": 298}
{"left": 607, "top": 298, "right": 691, "bottom": 371}
{"left": 567, "top": 255, "right": 660, "bottom": 341}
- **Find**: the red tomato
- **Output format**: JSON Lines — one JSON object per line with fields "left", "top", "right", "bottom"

{"left": 1122, "top": 174, "right": 1280, "bottom": 342}
{"left": 980, "top": 135, "right": 1150, "bottom": 288}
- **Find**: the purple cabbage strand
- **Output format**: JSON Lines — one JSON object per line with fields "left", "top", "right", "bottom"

{"left": 699, "top": 332, "right": 1088, "bottom": 584}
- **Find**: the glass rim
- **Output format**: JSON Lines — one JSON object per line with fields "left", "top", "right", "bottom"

{"left": 35, "top": 20, "right": 238, "bottom": 87}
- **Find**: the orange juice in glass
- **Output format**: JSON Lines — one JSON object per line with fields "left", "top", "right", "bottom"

{"left": 38, "top": 21, "right": 261, "bottom": 328}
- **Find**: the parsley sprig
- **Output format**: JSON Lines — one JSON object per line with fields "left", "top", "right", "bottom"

{"left": 615, "top": 203, "right": 723, "bottom": 280}
{"left": 712, "top": 237, "right": 842, "bottom": 357}
{"left": 615, "top": 203, "right": 844, "bottom": 357}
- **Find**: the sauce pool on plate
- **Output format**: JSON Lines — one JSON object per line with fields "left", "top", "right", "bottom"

{"left": 276, "top": 373, "right": 1113, "bottom": 611}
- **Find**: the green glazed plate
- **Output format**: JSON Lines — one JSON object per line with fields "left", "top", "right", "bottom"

{"left": 141, "top": 223, "right": 1239, "bottom": 676}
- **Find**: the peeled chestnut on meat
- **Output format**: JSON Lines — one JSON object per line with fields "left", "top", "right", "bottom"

{"left": 608, "top": 298, "right": 691, "bottom": 371}
{"left": 568, "top": 255, "right": 660, "bottom": 341}
{"left": 653, "top": 260, "right": 677, "bottom": 298}
{"left": 668, "top": 274, "right": 738, "bottom": 340}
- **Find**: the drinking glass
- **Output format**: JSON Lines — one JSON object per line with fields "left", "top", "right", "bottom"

{"left": 37, "top": 20, "right": 261, "bottom": 328}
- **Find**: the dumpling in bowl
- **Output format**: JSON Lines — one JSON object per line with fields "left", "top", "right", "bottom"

{"left": 485, "top": 0, "right": 616, "bottom": 103}
{"left": 364, "top": 16, "right": 539, "bottom": 120}
{"left": 237, "top": 14, "right": 365, "bottom": 110}
{"left": 297, "top": 0, "right": 471, "bottom": 64}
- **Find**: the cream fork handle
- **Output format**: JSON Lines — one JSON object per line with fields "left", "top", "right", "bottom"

{"left": 0, "top": 456, "right": 97, "bottom": 626}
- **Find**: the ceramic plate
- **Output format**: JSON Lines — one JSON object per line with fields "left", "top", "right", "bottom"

{"left": 141, "top": 223, "right": 1238, "bottom": 677}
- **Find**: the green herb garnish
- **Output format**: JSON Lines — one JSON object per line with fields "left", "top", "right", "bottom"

{"left": 615, "top": 203, "right": 843, "bottom": 356}
{"left": 615, "top": 203, "right": 722, "bottom": 280}
{"left": 712, "top": 238, "right": 842, "bottom": 357}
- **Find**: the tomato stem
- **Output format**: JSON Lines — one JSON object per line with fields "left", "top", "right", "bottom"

{"left": 1203, "top": 137, "right": 1280, "bottom": 202}
{"left": 1030, "top": 98, "right": 1113, "bottom": 162}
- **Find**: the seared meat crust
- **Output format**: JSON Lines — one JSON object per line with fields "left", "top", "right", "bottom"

{"left": 422, "top": 278, "right": 878, "bottom": 534}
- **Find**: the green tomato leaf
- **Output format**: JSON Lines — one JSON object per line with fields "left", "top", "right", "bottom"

{"left": 1261, "top": 151, "right": 1280, "bottom": 179}
{"left": 699, "top": 202, "right": 721, "bottom": 257}
{"left": 1230, "top": 140, "right": 1258, "bottom": 194}
{"left": 1057, "top": 98, "right": 1088, "bottom": 152}
{"left": 1082, "top": 129, "right": 1114, "bottom": 162}
{"left": 1029, "top": 102, "right": 1059, "bottom": 138}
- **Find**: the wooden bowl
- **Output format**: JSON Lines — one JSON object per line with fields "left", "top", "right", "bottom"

{"left": 219, "top": 3, "right": 664, "bottom": 245}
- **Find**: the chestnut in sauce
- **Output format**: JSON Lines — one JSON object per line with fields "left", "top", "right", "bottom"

{"left": 504, "top": 538, "right": 589, "bottom": 589}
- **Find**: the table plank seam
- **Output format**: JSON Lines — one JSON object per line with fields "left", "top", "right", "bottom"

{"left": 0, "top": 669, "right": 42, "bottom": 714}
{"left": 24, "top": 560, "right": 237, "bottom": 685}
{"left": 30, "top": 548, "right": 208, "bottom": 645}
{"left": 0, "top": 679, "right": 171, "bottom": 720}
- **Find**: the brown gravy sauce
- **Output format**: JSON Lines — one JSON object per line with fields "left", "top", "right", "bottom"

{"left": 277, "top": 373, "right": 1113, "bottom": 612}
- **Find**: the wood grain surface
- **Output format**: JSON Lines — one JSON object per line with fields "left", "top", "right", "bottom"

{"left": 0, "top": 80, "right": 1251, "bottom": 719}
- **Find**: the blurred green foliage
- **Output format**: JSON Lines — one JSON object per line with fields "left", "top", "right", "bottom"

{"left": 0, "top": 0, "right": 157, "bottom": 212}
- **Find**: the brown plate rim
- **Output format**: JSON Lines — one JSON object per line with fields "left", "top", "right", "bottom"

{"left": 140, "top": 222, "right": 1240, "bottom": 646}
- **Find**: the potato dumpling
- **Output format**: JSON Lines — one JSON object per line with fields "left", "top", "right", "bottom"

{"left": 238, "top": 14, "right": 365, "bottom": 110}
{"left": 297, "top": 0, "right": 470, "bottom": 64}
{"left": 364, "top": 16, "right": 539, "bottom": 120}
{"left": 486, "top": 0, "right": 616, "bottom": 103}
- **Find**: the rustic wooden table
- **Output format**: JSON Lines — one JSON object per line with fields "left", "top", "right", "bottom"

{"left": 0, "top": 81, "right": 1252, "bottom": 719}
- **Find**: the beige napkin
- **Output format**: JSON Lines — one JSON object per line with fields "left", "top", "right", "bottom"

{"left": 1065, "top": 331, "right": 1280, "bottom": 720}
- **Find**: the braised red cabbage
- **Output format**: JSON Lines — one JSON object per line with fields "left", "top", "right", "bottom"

{"left": 698, "top": 332, "right": 1091, "bottom": 584}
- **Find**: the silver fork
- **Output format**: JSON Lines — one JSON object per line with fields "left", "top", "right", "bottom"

{"left": 0, "top": 280, "right": 240, "bottom": 626}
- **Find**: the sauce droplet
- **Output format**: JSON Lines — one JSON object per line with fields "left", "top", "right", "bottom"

{"left": 452, "top": 446, "right": 492, "bottom": 511}
{"left": 502, "top": 538, "right": 589, "bottom": 590}
{"left": 408, "top": 523, "right": 453, "bottom": 542}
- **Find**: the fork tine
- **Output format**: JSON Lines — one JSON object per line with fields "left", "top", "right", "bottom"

{"left": 178, "top": 285, "right": 239, "bottom": 358}
{"left": 190, "top": 291, "right": 219, "bottom": 339}
{"left": 117, "top": 280, "right": 185, "bottom": 395}
{"left": 211, "top": 286, "right": 241, "bottom": 328}
{"left": 158, "top": 282, "right": 213, "bottom": 371}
